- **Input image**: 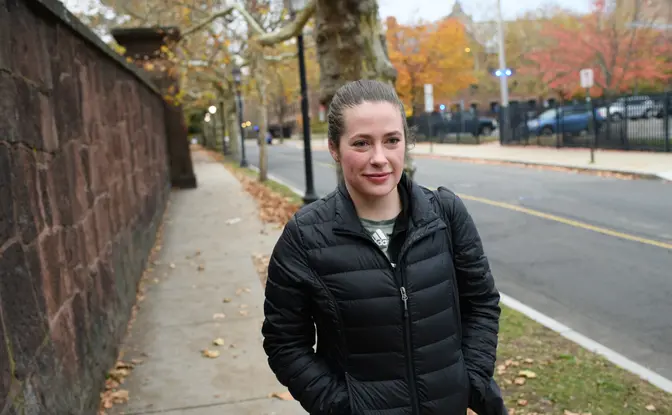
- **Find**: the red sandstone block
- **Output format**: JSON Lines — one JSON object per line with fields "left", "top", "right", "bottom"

{"left": 39, "top": 228, "right": 71, "bottom": 320}
{"left": 0, "top": 144, "right": 15, "bottom": 247}
{"left": 48, "top": 300, "right": 79, "bottom": 377}
{"left": 0, "top": 241, "right": 50, "bottom": 377}
{"left": 93, "top": 196, "right": 111, "bottom": 254}
{"left": 79, "top": 212, "right": 99, "bottom": 268}
{"left": 63, "top": 142, "right": 90, "bottom": 224}
{"left": 10, "top": 147, "right": 42, "bottom": 244}
{"left": 7, "top": 1, "right": 53, "bottom": 89}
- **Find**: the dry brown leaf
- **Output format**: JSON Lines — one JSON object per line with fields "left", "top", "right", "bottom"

{"left": 197, "top": 264, "right": 205, "bottom": 271}
{"left": 169, "top": 263, "right": 176, "bottom": 269}
{"left": 517, "top": 399, "right": 528, "bottom": 406}
{"left": 202, "top": 349, "right": 220, "bottom": 358}
{"left": 518, "top": 370, "right": 537, "bottom": 378}
{"left": 252, "top": 254, "right": 271, "bottom": 287}
{"left": 213, "top": 338, "right": 225, "bottom": 346}
{"left": 223, "top": 298, "right": 232, "bottom": 303}
{"left": 646, "top": 404, "right": 657, "bottom": 411}
{"left": 239, "top": 310, "right": 249, "bottom": 317}
{"left": 270, "top": 391, "right": 294, "bottom": 401}
{"left": 514, "top": 377, "right": 526, "bottom": 385}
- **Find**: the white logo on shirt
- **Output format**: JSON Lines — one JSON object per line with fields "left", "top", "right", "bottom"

{"left": 372, "top": 229, "right": 389, "bottom": 248}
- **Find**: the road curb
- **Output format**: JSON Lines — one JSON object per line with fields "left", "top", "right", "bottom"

{"left": 411, "top": 153, "right": 671, "bottom": 182}
{"left": 246, "top": 163, "right": 672, "bottom": 395}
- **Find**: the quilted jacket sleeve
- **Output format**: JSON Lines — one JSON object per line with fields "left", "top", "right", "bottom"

{"left": 439, "top": 189, "right": 507, "bottom": 415}
{"left": 262, "top": 216, "right": 350, "bottom": 415}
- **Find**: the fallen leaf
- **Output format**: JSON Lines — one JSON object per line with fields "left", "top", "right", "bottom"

{"left": 169, "top": 263, "right": 176, "bottom": 269}
{"left": 518, "top": 370, "right": 537, "bottom": 378}
{"left": 213, "top": 338, "right": 225, "bottom": 346}
{"left": 517, "top": 399, "right": 528, "bottom": 406}
{"left": 270, "top": 391, "right": 294, "bottom": 401}
{"left": 240, "top": 304, "right": 248, "bottom": 309}
{"left": 197, "top": 264, "right": 205, "bottom": 271}
{"left": 239, "top": 310, "right": 249, "bottom": 316}
{"left": 646, "top": 404, "right": 657, "bottom": 411}
{"left": 223, "top": 298, "right": 232, "bottom": 303}
{"left": 201, "top": 349, "right": 220, "bottom": 358}
{"left": 225, "top": 217, "right": 242, "bottom": 225}
{"left": 523, "top": 358, "right": 534, "bottom": 363}
{"left": 514, "top": 377, "right": 526, "bottom": 385}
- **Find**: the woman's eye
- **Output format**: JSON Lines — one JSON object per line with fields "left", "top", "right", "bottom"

{"left": 387, "top": 137, "right": 401, "bottom": 144}
{"left": 353, "top": 141, "right": 368, "bottom": 147}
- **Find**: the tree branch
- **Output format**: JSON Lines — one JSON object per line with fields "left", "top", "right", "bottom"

{"left": 264, "top": 52, "right": 297, "bottom": 61}
{"left": 182, "top": 0, "right": 316, "bottom": 47}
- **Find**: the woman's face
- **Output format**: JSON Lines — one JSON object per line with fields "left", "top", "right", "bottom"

{"left": 329, "top": 101, "right": 405, "bottom": 199}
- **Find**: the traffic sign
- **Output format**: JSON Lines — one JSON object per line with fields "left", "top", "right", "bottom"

{"left": 580, "top": 68, "right": 594, "bottom": 89}
{"left": 424, "top": 84, "right": 433, "bottom": 113}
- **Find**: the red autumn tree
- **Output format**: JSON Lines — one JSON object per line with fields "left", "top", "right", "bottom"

{"left": 520, "top": 0, "right": 672, "bottom": 96}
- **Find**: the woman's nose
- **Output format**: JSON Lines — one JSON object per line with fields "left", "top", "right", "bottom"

{"left": 369, "top": 144, "right": 388, "bottom": 166}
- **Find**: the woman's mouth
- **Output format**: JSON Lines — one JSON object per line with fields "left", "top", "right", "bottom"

{"left": 364, "top": 172, "right": 391, "bottom": 184}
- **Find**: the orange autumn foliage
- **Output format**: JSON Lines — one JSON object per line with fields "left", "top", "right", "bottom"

{"left": 386, "top": 17, "right": 475, "bottom": 113}
{"left": 521, "top": 0, "right": 672, "bottom": 96}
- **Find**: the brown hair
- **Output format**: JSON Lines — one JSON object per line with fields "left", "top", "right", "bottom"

{"left": 326, "top": 80, "right": 413, "bottom": 149}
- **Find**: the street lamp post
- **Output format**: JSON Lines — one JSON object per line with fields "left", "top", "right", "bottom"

{"left": 203, "top": 112, "right": 211, "bottom": 147}
{"left": 208, "top": 105, "right": 217, "bottom": 150}
{"left": 495, "top": 0, "right": 511, "bottom": 143}
{"left": 231, "top": 66, "right": 248, "bottom": 168}
{"left": 219, "top": 100, "right": 228, "bottom": 155}
{"left": 289, "top": 0, "right": 318, "bottom": 205}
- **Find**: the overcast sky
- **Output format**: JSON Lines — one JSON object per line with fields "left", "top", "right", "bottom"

{"left": 378, "top": 0, "right": 592, "bottom": 23}
{"left": 64, "top": 0, "right": 593, "bottom": 22}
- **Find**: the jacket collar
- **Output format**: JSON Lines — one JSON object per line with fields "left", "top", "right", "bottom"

{"left": 333, "top": 173, "right": 441, "bottom": 235}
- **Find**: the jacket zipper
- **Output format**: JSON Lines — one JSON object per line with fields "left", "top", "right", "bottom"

{"left": 397, "top": 225, "right": 444, "bottom": 415}
{"left": 336, "top": 227, "right": 430, "bottom": 415}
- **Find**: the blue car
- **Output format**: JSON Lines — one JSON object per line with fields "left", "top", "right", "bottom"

{"left": 526, "top": 105, "right": 604, "bottom": 136}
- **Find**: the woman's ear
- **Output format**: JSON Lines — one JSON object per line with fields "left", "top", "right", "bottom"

{"left": 328, "top": 140, "right": 339, "bottom": 162}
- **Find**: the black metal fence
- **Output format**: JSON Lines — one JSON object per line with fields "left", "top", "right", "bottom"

{"left": 500, "top": 92, "right": 671, "bottom": 152}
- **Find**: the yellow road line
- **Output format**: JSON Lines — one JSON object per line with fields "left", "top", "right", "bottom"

{"left": 455, "top": 192, "right": 672, "bottom": 251}
{"left": 312, "top": 161, "right": 671, "bottom": 250}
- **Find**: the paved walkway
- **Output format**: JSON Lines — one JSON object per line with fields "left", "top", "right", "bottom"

{"left": 108, "top": 150, "right": 301, "bottom": 414}
{"left": 285, "top": 138, "right": 672, "bottom": 181}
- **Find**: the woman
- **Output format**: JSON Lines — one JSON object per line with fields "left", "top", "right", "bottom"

{"left": 262, "top": 80, "right": 507, "bottom": 415}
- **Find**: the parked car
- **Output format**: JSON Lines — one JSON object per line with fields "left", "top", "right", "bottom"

{"left": 653, "top": 95, "right": 671, "bottom": 118}
{"left": 526, "top": 105, "right": 605, "bottom": 136}
{"left": 597, "top": 95, "right": 657, "bottom": 120}
{"left": 409, "top": 111, "right": 498, "bottom": 137}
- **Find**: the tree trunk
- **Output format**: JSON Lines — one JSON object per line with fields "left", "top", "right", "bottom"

{"left": 256, "top": 59, "right": 269, "bottom": 182}
{"left": 227, "top": 99, "right": 240, "bottom": 161}
{"left": 314, "top": 0, "right": 415, "bottom": 182}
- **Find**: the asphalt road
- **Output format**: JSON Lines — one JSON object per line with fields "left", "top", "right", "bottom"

{"left": 244, "top": 142, "right": 672, "bottom": 381}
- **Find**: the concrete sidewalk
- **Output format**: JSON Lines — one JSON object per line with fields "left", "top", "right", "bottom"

{"left": 284, "top": 138, "right": 672, "bottom": 181}
{"left": 107, "top": 150, "right": 302, "bottom": 414}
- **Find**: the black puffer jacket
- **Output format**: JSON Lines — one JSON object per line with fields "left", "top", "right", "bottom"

{"left": 262, "top": 174, "right": 506, "bottom": 415}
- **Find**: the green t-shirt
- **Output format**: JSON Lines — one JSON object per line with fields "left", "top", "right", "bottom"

{"left": 360, "top": 217, "right": 396, "bottom": 260}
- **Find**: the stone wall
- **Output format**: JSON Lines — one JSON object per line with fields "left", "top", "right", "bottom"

{"left": 0, "top": 0, "right": 171, "bottom": 413}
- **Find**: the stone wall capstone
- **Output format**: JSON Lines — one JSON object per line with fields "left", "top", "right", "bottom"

{"left": 0, "top": 0, "right": 171, "bottom": 413}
